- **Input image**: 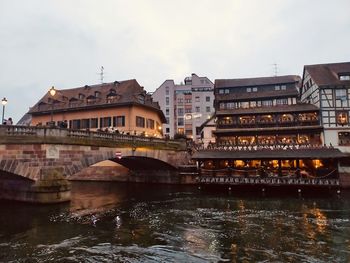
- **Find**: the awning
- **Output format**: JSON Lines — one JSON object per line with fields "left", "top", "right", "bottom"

{"left": 192, "top": 147, "right": 348, "bottom": 160}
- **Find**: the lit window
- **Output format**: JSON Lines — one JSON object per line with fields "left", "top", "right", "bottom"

{"left": 252, "top": 87, "right": 258, "bottom": 92}
{"left": 337, "top": 111, "right": 348, "bottom": 125}
{"left": 339, "top": 75, "right": 350, "bottom": 81}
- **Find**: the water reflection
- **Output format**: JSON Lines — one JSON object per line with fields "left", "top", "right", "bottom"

{"left": 0, "top": 182, "right": 350, "bottom": 262}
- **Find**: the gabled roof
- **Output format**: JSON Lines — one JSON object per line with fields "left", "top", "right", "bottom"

{"left": 28, "top": 79, "right": 166, "bottom": 122}
{"left": 304, "top": 62, "right": 350, "bottom": 86}
{"left": 215, "top": 75, "right": 301, "bottom": 88}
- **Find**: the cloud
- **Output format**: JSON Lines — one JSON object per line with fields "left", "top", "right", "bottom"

{"left": 0, "top": 0, "right": 349, "bottom": 122}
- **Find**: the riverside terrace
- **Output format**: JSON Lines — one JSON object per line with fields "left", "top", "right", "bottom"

{"left": 191, "top": 143, "right": 350, "bottom": 190}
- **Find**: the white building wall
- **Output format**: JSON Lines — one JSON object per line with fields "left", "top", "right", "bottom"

{"left": 152, "top": 74, "right": 214, "bottom": 141}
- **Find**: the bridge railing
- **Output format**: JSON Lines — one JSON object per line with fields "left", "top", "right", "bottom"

{"left": 0, "top": 125, "right": 184, "bottom": 149}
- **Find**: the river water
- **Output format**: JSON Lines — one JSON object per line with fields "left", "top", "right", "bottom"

{"left": 0, "top": 182, "right": 350, "bottom": 262}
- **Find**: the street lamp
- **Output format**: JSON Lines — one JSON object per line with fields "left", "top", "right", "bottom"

{"left": 1, "top": 97, "right": 7, "bottom": 125}
{"left": 49, "top": 86, "right": 56, "bottom": 125}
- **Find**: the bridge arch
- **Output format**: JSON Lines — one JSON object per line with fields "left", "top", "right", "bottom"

{"left": 110, "top": 156, "right": 178, "bottom": 171}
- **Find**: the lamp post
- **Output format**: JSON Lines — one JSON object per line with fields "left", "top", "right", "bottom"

{"left": 1, "top": 97, "right": 7, "bottom": 125}
{"left": 49, "top": 86, "right": 56, "bottom": 125}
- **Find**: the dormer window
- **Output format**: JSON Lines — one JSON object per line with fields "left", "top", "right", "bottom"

{"left": 138, "top": 94, "right": 145, "bottom": 104}
{"left": 95, "top": 91, "right": 101, "bottom": 98}
{"left": 86, "top": 95, "right": 96, "bottom": 104}
{"left": 79, "top": 93, "right": 85, "bottom": 100}
{"left": 339, "top": 75, "right": 350, "bottom": 81}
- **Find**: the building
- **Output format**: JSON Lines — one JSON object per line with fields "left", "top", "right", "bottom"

{"left": 213, "top": 75, "right": 322, "bottom": 146}
{"left": 300, "top": 62, "right": 350, "bottom": 152}
{"left": 198, "top": 115, "right": 216, "bottom": 147}
{"left": 191, "top": 74, "right": 348, "bottom": 186}
{"left": 29, "top": 79, "right": 165, "bottom": 137}
{"left": 152, "top": 73, "right": 214, "bottom": 141}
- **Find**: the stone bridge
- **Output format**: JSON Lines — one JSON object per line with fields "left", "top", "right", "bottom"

{"left": 0, "top": 125, "right": 188, "bottom": 203}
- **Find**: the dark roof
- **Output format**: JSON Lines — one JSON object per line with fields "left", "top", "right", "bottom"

{"left": 215, "top": 75, "right": 301, "bottom": 88}
{"left": 304, "top": 62, "right": 350, "bottom": 86}
{"left": 215, "top": 88, "right": 298, "bottom": 101}
{"left": 216, "top": 103, "right": 319, "bottom": 116}
{"left": 28, "top": 79, "right": 166, "bottom": 123}
{"left": 192, "top": 148, "right": 347, "bottom": 160}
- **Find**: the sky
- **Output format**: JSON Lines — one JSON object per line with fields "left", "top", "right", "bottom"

{"left": 1, "top": 0, "right": 349, "bottom": 123}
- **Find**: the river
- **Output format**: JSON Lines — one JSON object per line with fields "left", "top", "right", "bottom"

{"left": 0, "top": 182, "right": 350, "bottom": 262}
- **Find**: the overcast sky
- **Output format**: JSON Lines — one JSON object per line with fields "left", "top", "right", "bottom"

{"left": 1, "top": 0, "right": 349, "bottom": 123}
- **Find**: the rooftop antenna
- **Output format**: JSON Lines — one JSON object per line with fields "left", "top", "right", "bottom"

{"left": 99, "top": 66, "right": 104, "bottom": 83}
{"left": 272, "top": 63, "right": 278, "bottom": 76}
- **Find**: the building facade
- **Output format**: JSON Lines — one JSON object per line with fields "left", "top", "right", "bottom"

{"left": 152, "top": 73, "right": 214, "bottom": 140}
{"left": 29, "top": 79, "right": 165, "bottom": 137}
{"left": 213, "top": 75, "right": 323, "bottom": 146}
{"left": 300, "top": 62, "right": 350, "bottom": 152}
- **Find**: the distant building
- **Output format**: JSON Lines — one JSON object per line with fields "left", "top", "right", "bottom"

{"left": 152, "top": 73, "right": 214, "bottom": 141}
{"left": 199, "top": 115, "right": 216, "bottom": 147}
{"left": 28, "top": 79, "right": 165, "bottom": 137}
{"left": 300, "top": 62, "right": 350, "bottom": 152}
{"left": 213, "top": 75, "right": 323, "bottom": 146}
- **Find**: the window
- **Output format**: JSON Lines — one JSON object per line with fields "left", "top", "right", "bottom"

{"left": 247, "top": 88, "right": 252, "bottom": 92}
{"left": 339, "top": 132, "right": 350, "bottom": 145}
{"left": 276, "top": 98, "right": 288, "bottom": 105}
{"left": 90, "top": 118, "right": 98, "bottom": 128}
{"left": 336, "top": 89, "right": 347, "bottom": 100}
{"left": 275, "top": 85, "right": 280, "bottom": 91}
{"left": 178, "top": 118, "right": 184, "bottom": 126}
{"left": 165, "top": 87, "right": 169, "bottom": 95}
{"left": 262, "top": 100, "right": 273, "bottom": 106}
{"left": 219, "top": 89, "right": 224, "bottom": 94}
{"left": 206, "top": 96, "right": 210, "bottom": 102}
{"left": 224, "top": 89, "right": 229, "bottom": 94}
{"left": 206, "top": 106, "right": 211, "bottom": 112}
{"left": 100, "top": 117, "right": 111, "bottom": 128}
{"left": 337, "top": 111, "right": 348, "bottom": 125}
{"left": 241, "top": 102, "right": 249, "bottom": 108}
{"left": 281, "top": 85, "right": 287, "bottom": 90}
{"left": 178, "top": 108, "right": 184, "bottom": 115}
{"left": 113, "top": 116, "right": 125, "bottom": 127}
{"left": 185, "top": 108, "right": 192, "bottom": 113}
{"left": 166, "top": 128, "right": 170, "bottom": 133}
{"left": 339, "top": 75, "right": 350, "bottom": 81}
{"left": 195, "top": 106, "right": 200, "bottom": 112}
{"left": 72, "top": 119, "right": 81, "bottom": 129}
{"left": 166, "top": 97, "right": 169, "bottom": 105}
{"left": 166, "top": 108, "right": 169, "bottom": 115}
{"left": 195, "top": 96, "right": 200, "bottom": 102}
{"left": 146, "top": 119, "right": 155, "bottom": 129}
{"left": 95, "top": 91, "right": 100, "bottom": 98}
{"left": 138, "top": 94, "right": 145, "bottom": 104}
{"left": 81, "top": 119, "right": 90, "bottom": 129}
{"left": 166, "top": 117, "right": 169, "bottom": 124}
{"left": 136, "top": 116, "right": 145, "bottom": 127}
{"left": 252, "top": 87, "right": 258, "bottom": 92}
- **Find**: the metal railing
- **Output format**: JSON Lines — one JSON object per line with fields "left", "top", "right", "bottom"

{"left": 197, "top": 176, "right": 340, "bottom": 186}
